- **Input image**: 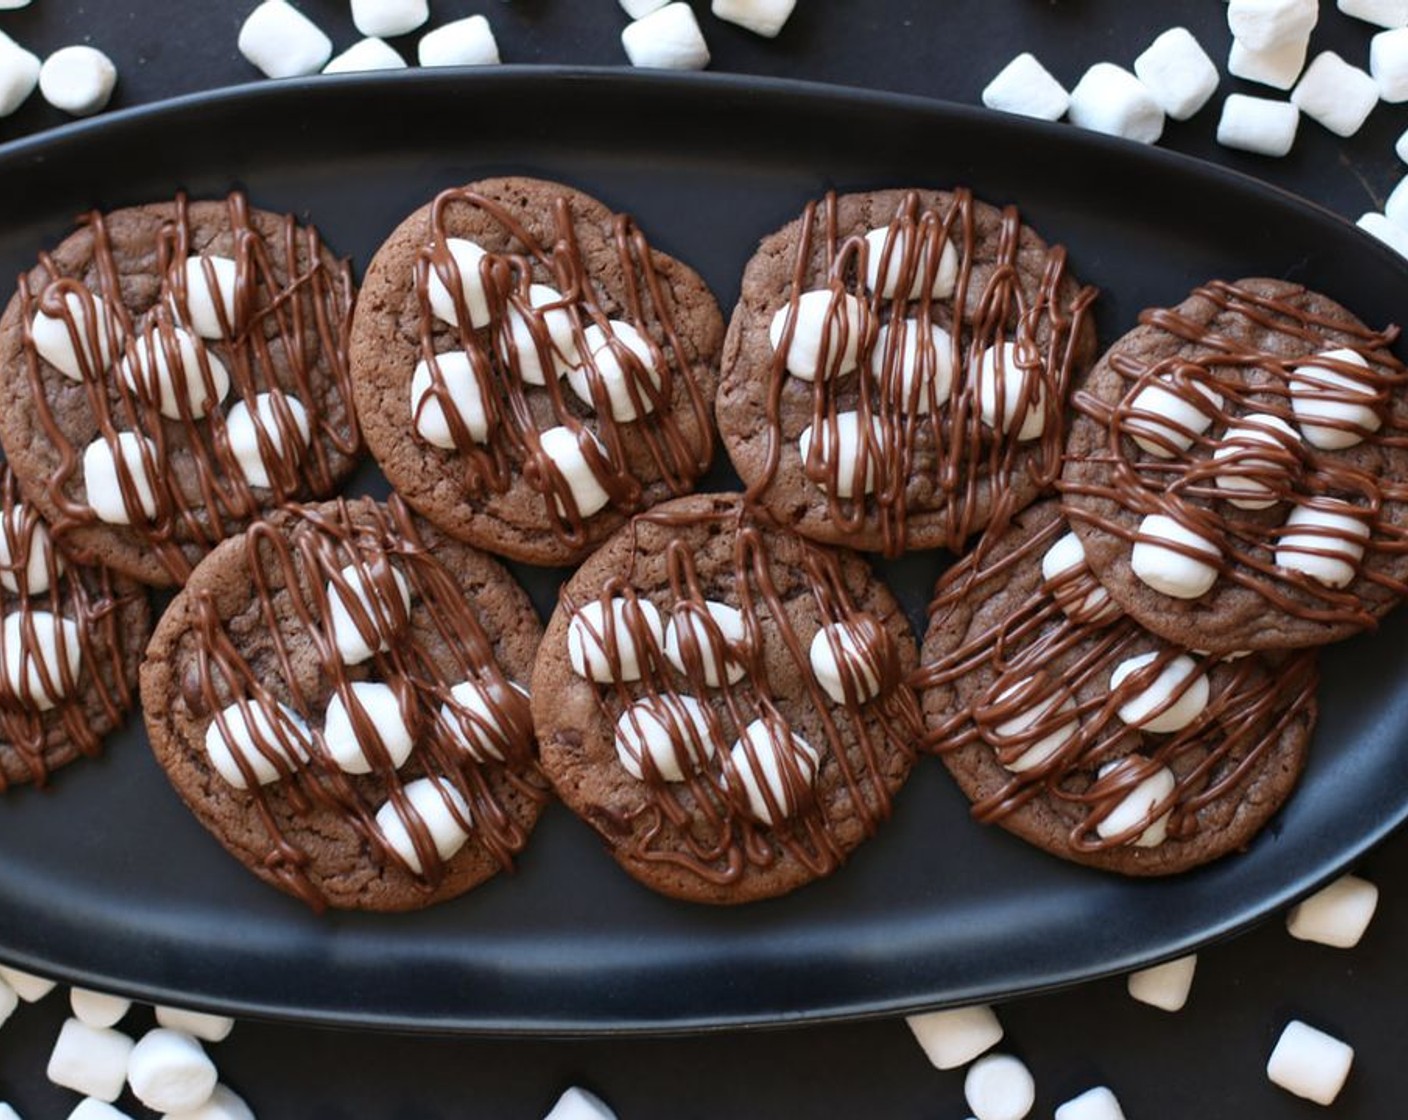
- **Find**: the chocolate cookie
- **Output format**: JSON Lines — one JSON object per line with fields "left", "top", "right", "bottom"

{"left": 140, "top": 496, "right": 547, "bottom": 912}
{"left": 1062, "top": 278, "right": 1408, "bottom": 651}
{"left": 349, "top": 176, "right": 725, "bottom": 566}
{"left": 717, "top": 188, "right": 1098, "bottom": 556}
{"left": 917, "top": 499, "right": 1317, "bottom": 876}
{"left": 0, "top": 193, "right": 360, "bottom": 587}
{"left": 0, "top": 460, "right": 148, "bottom": 789}
{"left": 531, "top": 492, "right": 922, "bottom": 904}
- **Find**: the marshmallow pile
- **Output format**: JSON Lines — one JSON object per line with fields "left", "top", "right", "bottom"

{"left": 619, "top": 1, "right": 799, "bottom": 71}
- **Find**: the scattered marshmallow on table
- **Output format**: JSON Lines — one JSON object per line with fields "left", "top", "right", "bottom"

{"left": 161, "top": 1084, "right": 255, "bottom": 1120}
{"left": 154, "top": 1006, "right": 236, "bottom": 1044}
{"left": 374, "top": 775, "right": 473, "bottom": 874}
{"left": 1133, "top": 27, "right": 1219, "bottom": 120}
{"left": 905, "top": 1004, "right": 1004, "bottom": 1070}
{"left": 964, "top": 1053, "right": 1036, "bottom": 1120}
{"left": 1371, "top": 27, "right": 1408, "bottom": 100}
{"left": 1068, "top": 63, "right": 1164, "bottom": 144}
{"left": 351, "top": 0, "right": 429, "bottom": 39}
{"left": 1266, "top": 1019, "right": 1354, "bottom": 1105}
{"left": 323, "top": 38, "right": 407, "bottom": 74}
{"left": 1287, "top": 874, "right": 1380, "bottom": 948}
{"left": 66, "top": 1102, "right": 131, "bottom": 1120}
{"left": 622, "top": 3, "right": 710, "bottom": 70}
{"left": 238, "top": 1, "right": 333, "bottom": 79}
{"left": 47, "top": 1017, "right": 135, "bottom": 1102}
{"left": 70, "top": 988, "right": 131, "bottom": 1030}
{"left": 711, "top": 0, "right": 798, "bottom": 39}
{"left": 981, "top": 52, "right": 1070, "bottom": 121}
{"left": 0, "top": 1103, "right": 17, "bottom": 1120}
{"left": 418, "top": 15, "right": 500, "bottom": 67}
{"left": 1388, "top": 176, "right": 1408, "bottom": 227}
{"left": 1217, "top": 94, "right": 1300, "bottom": 156}
{"left": 0, "top": 965, "right": 56, "bottom": 1002}
{"left": 1227, "top": 0, "right": 1319, "bottom": 52}
{"left": 38, "top": 46, "right": 117, "bottom": 117}
{"left": 1228, "top": 35, "right": 1309, "bottom": 90}
{"left": 1130, "top": 513, "right": 1221, "bottom": 599}
{"left": 1291, "top": 52, "right": 1380, "bottom": 137}
{"left": 322, "top": 680, "right": 415, "bottom": 773}
{"left": 1054, "top": 1087, "right": 1127, "bottom": 1120}
{"left": 127, "top": 1028, "right": 218, "bottom": 1114}
{"left": 1359, "top": 210, "right": 1408, "bottom": 258}
{"left": 619, "top": 0, "right": 668, "bottom": 18}
{"left": 0, "top": 976, "right": 16, "bottom": 1028}
{"left": 0, "top": 30, "right": 40, "bottom": 117}
{"left": 543, "top": 1086, "right": 618, "bottom": 1120}
{"left": 1340, "top": 0, "right": 1408, "bottom": 26}
{"left": 1127, "top": 953, "right": 1197, "bottom": 1011}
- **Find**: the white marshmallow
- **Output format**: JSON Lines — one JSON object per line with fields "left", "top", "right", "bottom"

{"left": 179, "top": 256, "right": 238, "bottom": 340}
{"left": 614, "top": 694, "right": 716, "bottom": 781}
{"left": 205, "top": 698, "right": 310, "bottom": 789}
{"left": 1228, "top": 35, "right": 1309, "bottom": 90}
{"left": 1041, "top": 531, "right": 1117, "bottom": 624}
{"left": 0, "top": 30, "right": 40, "bottom": 116}
{"left": 1096, "top": 757, "right": 1176, "bottom": 847}
{"left": 506, "top": 284, "right": 578, "bottom": 386}
{"left": 663, "top": 600, "right": 745, "bottom": 686}
{"left": 426, "top": 238, "right": 491, "bottom": 330}
{"left": 67, "top": 1103, "right": 130, "bottom": 1120}
{"left": 798, "top": 411, "right": 884, "bottom": 499}
{"left": 47, "top": 1018, "right": 134, "bottom": 1102}
{"left": 238, "top": 1, "right": 333, "bottom": 78}
{"left": 1372, "top": 27, "right": 1408, "bottom": 100}
{"left": 1341, "top": 0, "right": 1408, "bottom": 27}
{"left": 1123, "top": 375, "right": 1222, "bottom": 457}
{"left": 223, "top": 392, "right": 312, "bottom": 489}
{"left": 1399, "top": 126, "right": 1408, "bottom": 162}
{"left": 351, "top": 0, "right": 428, "bottom": 38}
{"left": 32, "top": 289, "right": 114, "bottom": 382}
{"left": 0, "top": 966, "right": 56, "bottom": 1002}
{"left": 2, "top": 611, "right": 81, "bottom": 712}
{"left": 375, "top": 776, "right": 472, "bottom": 874}
{"left": 323, "top": 37, "right": 407, "bottom": 74}
{"left": 905, "top": 1005, "right": 1004, "bottom": 1071}
{"left": 121, "top": 327, "right": 230, "bottom": 420}
{"left": 441, "top": 678, "right": 529, "bottom": 763}
{"left": 769, "top": 289, "right": 867, "bottom": 380}
{"left": 1227, "top": 0, "right": 1319, "bottom": 52}
{"left": 538, "top": 425, "right": 612, "bottom": 519}
{"left": 1290, "top": 348, "right": 1381, "bottom": 449}
{"left": 1388, "top": 175, "right": 1408, "bottom": 228}
{"left": 620, "top": 0, "right": 668, "bottom": 17}
{"left": 963, "top": 1053, "right": 1036, "bottom": 1120}
{"left": 543, "top": 1087, "right": 618, "bottom": 1120}
{"left": 153, "top": 1007, "right": 235, "bottom": 1044}
{"left": 323, "top": 680, "right": 415, "bottom": 774}
{"left": 871, "top": 319, "right": 954, "bottom": 414}
{"left": 1292, "top": 52, "right": 1380, "bottom": 137}
{"left": 1109, "top": 651, "right": 1209, "bottom": 734}
{"left": 976, "top": 341, "right": 1046, "bottom": 441}
{"left": 1276, "top": 501, "right": 1371, "bottom": 588}
{"left": 1266, "top": 1020, "right": 1354, "bottom": 1105}
{"left": 0, "top": 978, "right": 15, "bottom": 1028}
{"left": 1358, "top": 211, "right": 1408, "bottom": 257}
{"left": 1130, "top": 513, "right": 1221, "bottom": 599}
{"left": 981, "top": 52, "right": 1069, "bottom": 121}
{"left": 810, "top": 619, "right": 886, "bottom": 705}
{"left": 1054, "top": 1087, "right": 1127, "bottom": 1120}
{"left": 1127, "top": 954, "right": 1197, "bottom": 1011}
{"left": 568, "top": 596, "right": 663, "bottom": 683}
{"left": 411, "top": 352, "right": 491, "bottom": 449}
{"left": 70, "top": 989, "right": 130, "bottom": 1029}
{"left": 1212, "top": 413, "right": 1300, "bottom": 509}
{"left": 1068, "top": 63, "right": 1164, "bottom": 144}
{"left": 38, "top": 46, "right": 116, "bottom": 117}
{"left": 418, "top": 15, "right": 500, "bottom": 66}
{"left": 127, "top": 1028, "right": 217, "bottom": 1114}
{"left": 621, "top": 3, "right": 709, "bottom": 70}
{"left": 1287, "top": 873, "right": 1380, "bottom": 948}
{"left": 711, "top": 0, "right": 796, "bottom": 37}
{"left": 1216, "top": 93, "right": 1299, "bottom": 156}
{"left": 1134, "top": 27, "right": 1219, "bottom": 120}
{"left": 160, "top": 1084, "right": 254, "bottom": 1120}
{"left": 0, "top": 505, "right": 62, "bottom": 595}
{"left": 567, "top": 322, "right": 662, "bottom": 421}
{"left": 864, "top": 226, "right": 959, "bottom": 301}
{"left": 729, "top": 717, "right": 820, "bottom": 825}
{"left": 985, "top": 677, "right": 1079, "bottom": 773}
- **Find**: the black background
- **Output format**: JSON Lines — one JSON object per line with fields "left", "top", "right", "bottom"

{"left": 0, "top": 2, "right": 1406, "bottom": 1117}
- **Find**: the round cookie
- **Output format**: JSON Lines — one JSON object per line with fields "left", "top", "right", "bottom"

{"left": 0, "top": 459, "right": 149, "bottom": 789}
{"left": 140, "top": 496, "right": 547, "bottom": 912}
{"left": 531, "top": 492, "right": 923, "bottom": 905}
{"left": 0, "top": 193, "right": 361, "bottom": 588}
{"left": 1062, "top": 277, "right": 1408, "bottom": 651}
{"left": 717, "top": 187, "right": 1098, "bottom": 556}
{"left": 349, "top": 176, "right": 725, "bottom": 566}
{"left": 917, "top": 499, "right": 1317, "bottom": 876}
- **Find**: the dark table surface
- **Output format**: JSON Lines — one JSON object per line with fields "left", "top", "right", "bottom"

{"left": 0, "top": 2, "right": 1405, "bottom": 1117}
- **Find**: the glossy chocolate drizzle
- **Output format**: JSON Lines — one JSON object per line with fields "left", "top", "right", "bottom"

{"left": 187, "top": 496, "right": 540, "bottom": 911}
{"left": 754, "top": 189, "right": 1097, "bottom": 555}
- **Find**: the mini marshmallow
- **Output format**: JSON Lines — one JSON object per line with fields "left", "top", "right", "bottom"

{"left": 153, "top": 1007, "right": 235, "bottom": 1044}
{"left": 1054, "top": 1086, "right": 1127, "bottom": 1120}
{"left": 567, "top": 321, "right": 662, "bottom": 421}
{"left": 0, "top": 30, "right": 40, "bottom": 116}
{"left": 1287, "top": 873, "right": 1380, "bottom": 948}
{"left": 905, "top": 1005, "right": 1004, "bottom": 1071}
{"left": 620, "top": 0, "right": 668, "bottom": 17}
{"left": 810, "top": 619, "right": 885, "bottom": 705}
{"left": 1041, "top": 531, "right": 1117, "bottom": 624}
{"left": 179, "top": 256, "right": 238, "bottom": 340}
{"left": 614, "top": 694, "right": 716, "bottom": 781}
{"left": 120, "top": 327, "right": 231, "bottom": 420}
{"left": 0, "top": 1105, "right": 15, "bottom": 1120}
{"left": 375, "top": 775, "right": 472, "bottom": 874}
{"left": 985, "top": 677, "right": 1079, "bottom": 773}
{"left": 1130, "top": 513, "right": 1221, "bottom": 599}
{"left": 1067, "top": 63, "right": 1164, "bottom": 144}
{"left": 798, "top": 411, "right": 885, "bottom": 498}
{"left": 0, "top": 965, "right": 56, "bottom": 1002}
{"left": 1275, "top": 501, "right": 1371, "bottom": 588}
{"left": 864, "top": 225, "right": 959, "bottom": 301}
{"left": 506, "top": 284, "right": 578, "bottom": 386}
{"left": 1228, "top": 35, "right": 1309, "bottom": 90}
{"left": 1357, "top": 211, "right": 1408, "bottom": 257}
{"left": 543, "top": 1087, "right": 617, "bottom": 1120}
{"left": 67, "top": 1103, "right": 130, "bottom": 1120}
{"left": 1371, "top": 27, "right": 1408, "bottom": 101}
{"left": 426, "top": 238, "right": 491, "bottom": 329}
{"left": 538, "top": 425, "right": 612, "bottom": 519}
{"left": 205, "top": 698, "right": 310, "bottom": 789}
{"left": 568, "top": 596, "right": 664, "bottom": 683}
{"left": 0, "top": 506, "right": 62, "bottom": 595}
{"left": 238, "top": 0, "right": 333, "bottom": 78}
{"left": 0, "top": 978, "right": 15, "bottom": 1028}
{"left": 351, "top": 0, "right": 429, "bottom": 38}
{"left": 870, "top": 319, "right": 954, "bottom": 414}
{"left": 323, "top": 37, "right": 407, "bottom": 74}
{"left": 622, "top": 4, "right": 710, "bottom": 70}
{"left": 964, "top": 1053, "right": 1036, "bottom": 1120}
{"left": 127, "top": 1028, "right": 217, "bottom": 1114}
{"left": 1399, "top": 127, "right": 1408, "bottom": 162}
{"left": 223, "top": 392, "right": 312, "bottom": 489}
{"left": 663, "top": 600, "right": 745, "bottom": 686}
{"left": 1109, "top": 652, "right": 1210, "bottom": 734}
{"left": 1291, "top": 52, "right": 1380, "bottom": 137}
{"left": 729, "top": 716, "right": 820, "bottom": 825}
{"left": 1290, "top": 348, "right": 1381, "bottom": 449}
{"left": 70, "top": 989, "right": 130, "bottom": 1030}
{"left": 711, "top": 0, "right": 796, "bottom": 37}
{"left": 1133, "top": 27, "right": 1219, "bottom": 120}
{"left": 1097, "top": 757, "right": 1175, "bottom": 847}
{"left": 161, "top": 1084, "right": 254, "bottom": 1120}
{"left": 1127, "top": 953, "right": 1197, "bottom": 1011}
{"left": 1266, "top": 1020, "right": 1354, "bottom": 1105}
{"left": 2, "top": 611, "right": 81, "bottom": 712}
{"left": 769, "top": 289, "right": 867, "bottom": 380}
{"left": 977, "top": 341, "right": 1046, "bottom": 440}
{"left": 38, "top": 46, "right": 117, "bottom": 117}
{"left": 1388, "top": 175, "right": 1408, "bottom": 228}
{"left": 322, "top": 680, "right": 415, "bottom": 774}
{"left": 418, "top": 16, "right": 500, "bottom": 66}
{"left": 1216, "top": 93, "right": 1300, "bottom": 156}
{"left": 981, "top": 52, "right": 1070, "bottom": 121}
{"left": 1227, "top": 0, "right": 1318, "bottom": 52}
{"left": 1341, "top": 0, "right": 1408, "bottom": 27}
{"left": 32, "top": 289, "right": 114, "bottom": 382}
{"left": 1212, "top": 413, "right": 1300, "bottom": 509}
{"left": 1123, "top": 375, "right": 1222, "bottom": 457}
{"left": 411, "top": 352, "right": 491, "bottom": 448}
{"left": 47, "top": 1018, "right": 134, "bottom": 1102}
{"left": 441, "top": 677, "right": 530, "bottom": 762}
